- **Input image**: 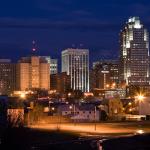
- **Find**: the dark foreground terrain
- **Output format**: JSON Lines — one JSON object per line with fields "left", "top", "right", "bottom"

{"left": 0, "top": 127, "right": 95, "bottom": 150}
{"left": 102, "top": 134, "right": 150, "bottom": 150}
{"left": 0, "top": 127, "right": 150, "bottom": 150}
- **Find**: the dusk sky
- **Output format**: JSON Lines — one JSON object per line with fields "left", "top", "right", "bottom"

{"left": 0, "top": 0, "right": 150, "bottom": 67}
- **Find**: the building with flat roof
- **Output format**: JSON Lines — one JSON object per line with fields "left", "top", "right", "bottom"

{"left": 62, "top": 48, "right": 89, "bottom": 92}
{"left": 50, "top": 72, "right": 71, "bottom": 94}
{"left": 41, "top": 56, "right": 58, "bottom": 75}
{"left": 91, "top": 59, "right": 119, "bottom": 90}
{"left": 0, "top": 59, "right": 16, "bottom": 95}
{"left": 17, "top": 56, "right": 50, "bottom": 91}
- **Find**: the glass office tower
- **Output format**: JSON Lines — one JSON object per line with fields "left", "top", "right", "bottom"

{"left": 62, "top": 48, "right": 89, "bottom": 92}
{"left": 120, "top": 17, "right": 150, "bottom": 86}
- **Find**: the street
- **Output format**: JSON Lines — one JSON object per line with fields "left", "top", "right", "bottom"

{"left": 30, "top": 121, "right": 150, "bottom": 137}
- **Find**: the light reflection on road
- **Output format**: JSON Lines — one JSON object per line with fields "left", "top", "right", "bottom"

{"left": 30, "top": 122, "right": 150, "bottom": 137}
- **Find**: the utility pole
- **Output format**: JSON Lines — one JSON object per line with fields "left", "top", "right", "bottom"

{"left": 94, "top": 106, "right": 97, "bottom": 131}
{"left": 73, "top": 104, "right": 76, "bottom": 126}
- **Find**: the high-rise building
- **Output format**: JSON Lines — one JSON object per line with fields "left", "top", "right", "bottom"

{"left": 0, "top": 59, "right": 16, "bottom": 95}
{"left": 17, "top": 56, "right": 50, "bottom": 91}
{"left": 91, "top": 60, "right": 119, "bottom": 90}
{"left": 50, "top": 59, "right": 58, "bottom": 74}
{"left": 120, "top": 17, "right": 150, "bottom": 86}
{"left": 50, "top": 72, "right": 71, "bottom": 93}
{"left": 62, "top": 48, "right": 89, "bottom": 92}
{"left": 41, "top": 56, "right": 58, "bottom": 74}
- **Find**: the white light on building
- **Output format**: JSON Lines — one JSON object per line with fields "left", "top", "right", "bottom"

{"left": 62, "top": 48, "right": 89, "bottom": 92}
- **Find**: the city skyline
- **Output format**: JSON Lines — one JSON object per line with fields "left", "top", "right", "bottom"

{"left": 1, "top": 1, "right": 150, "bottom": 150}
{"left": 0, "top": 1, "right": 150, "bottom": 64}
{"left": 0, "top": 15, "right": 149, "bottom": 70}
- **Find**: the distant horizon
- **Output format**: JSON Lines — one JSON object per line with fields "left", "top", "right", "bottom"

{"left": 0, "top": 47, "right": 119, "bottom": 72}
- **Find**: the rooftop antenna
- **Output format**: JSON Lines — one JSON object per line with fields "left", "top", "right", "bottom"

{"left": 32, "top": 40, "right": 37, "bottom": 52}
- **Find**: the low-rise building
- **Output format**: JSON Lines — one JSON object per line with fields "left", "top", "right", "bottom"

{"left": 58, "top": 104, "right": 100, "bottom": 122}
{"left": 108, "top": 97, "right": 123, "bottom": 117}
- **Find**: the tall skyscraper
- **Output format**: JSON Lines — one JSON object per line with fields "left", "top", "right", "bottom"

{"left": 0, "top": 59, "right": 16, "bottom": 95}
{"left": 62, "top": 48, "right": 89, "bottom": 92}
{"left": 120, "top": 17, "right": 150, "bottom": 86}
{"left": 17, "top": 56, "right": 50, "bottom": 91}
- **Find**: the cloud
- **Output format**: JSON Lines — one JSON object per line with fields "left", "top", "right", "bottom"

{"left": 0, "top": 18, "right": 120, "bottom": 32}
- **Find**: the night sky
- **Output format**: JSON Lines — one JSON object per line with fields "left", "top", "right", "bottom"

{"left": 0, "top": 0, "right": 150, "bottom": 68}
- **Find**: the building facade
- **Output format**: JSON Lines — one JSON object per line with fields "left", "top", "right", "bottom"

{"left": 50, "top": 59, "right": 58, "bottom": 74}
{"left": 41, "top": 56, "right": 58, "bottom": 75}
{"left": 50, "top": 72, "right": 71, "bottom": 93}
{"left": 58, "top": 104, "right": 100, "bottom": 122}
{"left": 119, "top": 17, "right": 150, "bottom": 86}
{"left": 0, "top": 59, "right": 16, "bottom": 95}
{"left": 91, "top": 60, "right": 119, "bottom": 90}
{"left": 17, "top": 56, "right": 50, "bottom": 91}
{"left": 62, "top": 48, "right": 89, "bottom": 92}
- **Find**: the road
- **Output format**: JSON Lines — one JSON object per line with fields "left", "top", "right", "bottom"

{"left": 30, "top": 121, "right": 150, "bottom": 137}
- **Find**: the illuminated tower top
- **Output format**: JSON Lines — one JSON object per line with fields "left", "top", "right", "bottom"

{"left": 127, "top": 17, "right": 143, "bottom": 29}
{"left": 119, "top": 17, "right": 150, "bottom": 86}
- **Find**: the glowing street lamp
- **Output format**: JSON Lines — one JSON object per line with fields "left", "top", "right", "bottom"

{"left": 48, "top": 101, "right": 53, "bottom": 115}
{"left": 69, "top": 105, "right": 73, "bottom": 110}
{"left": 111, "top": 83, "right": 116, "bottom": 89}
{"left": 20, "top": 93, "right": 26, "bottom": 99}
{"left": 106, "top": 84, "right": 110, "bottom": 88}
{"left": 128, "top": 102, "right": 132, "bottom": 106}
{"left": 137, "top": 95, "right": 144, "bottom": 101}
{"left": 112, "top": 83, "right": 116, "bottom": 86}
{"left": 51, "top": 107, "right": 55, "bottom": 111}
{"left": 135, "top": 94, "right": 144, "bottom": 115}
{"left": 69, "top": 104, "right": 76, "bottom": 126}
{"left": 68, "top": 93, "right": 71, "bottom": 97}
{"left": 129, "top": 108, "right": 132, "bottom": 112}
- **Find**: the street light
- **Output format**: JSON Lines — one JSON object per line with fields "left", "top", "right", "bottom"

{"left": 73, "top": 105, "right": 76, "bottom": 126}
{"left": 48, "top": 101, "right": 53, "bottom": 115}
{"left": 94, "top": 106, "right": 97, "bottom": 131}
{"left": 69, "top": 104, "right": 76, "bottom": 126}
{"left": 111, "top": 83, "right": 116, "bottom": 89}
{"left": 20, "top": 93, "right": 26, "bottom": 99}
{"left": 68, "top": 93, "right": 71, "bottom": 99}
{"left": 51, "top": 107, "right": 55, "bottom": 111}
{"left": 128, "top": 102, "right": 132, "bottom": 106}
{"left": 137, "top": 95, "right": 144, "bottom": 101}
{"left": 135, "top": 94, "right": 144, "bottom": 115}
{"left": 106, "top": 84, "right": 110, "bottom": 89}
{"left": 69, "top": 105, "right": 73, "bottom": 110}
